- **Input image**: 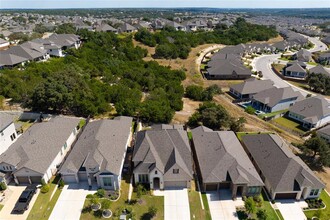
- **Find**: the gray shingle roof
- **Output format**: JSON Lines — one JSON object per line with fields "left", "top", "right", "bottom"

{"left": 0, "top": 52, "right": 28, "bottom": 66}
{"left": 289, "top": 96, "right": 330, "bottom": 124}
{"left": 317, "top": 124, "right": 330, "bottom": 136}
{"left": 286, "top": 63, "right": 306, "bottom": 73}
{"left": 133, "top": 126, "right": 193, "bottom": 181}
{"left": 241, "top": 134, "right": 325, "bottom": 192}
{"left": 192, "top": 126, "right": 263, "bottom": 186}
{"left": 252, "top": 86, "right": 304, "bottom": 107}
{"left": 309, "top": 65, "right": 330, "bottom": 76}
{"left": 6, "top": 45, "right": 45, "bottom": 60}
{"left": 230, "top": 78, "right": 274, "bottom": 95}
{"left": 0, "top": 116, "right": 80, "bottom": 175}
{"left": 207, "top": 59, "right": 251, "bottom": 77}
{"left": 60, "top": 116, "right": 132, "bottom": 176}
{"left": 0, "top": 114, "right": 13, "bottom": 132}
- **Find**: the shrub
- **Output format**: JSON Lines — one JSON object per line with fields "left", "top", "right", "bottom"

{"left": 253, "top": 194, "right": 263, "bottom": 207}
{"left": 148, "top": 206, "right": 158, "bottom": 217}
{"left": 256, "top": 209, "right": 267, "bottom": 220}
{"left": 40, "top": 184, "right": 50, "bottom": 193}
{"left": 102, "top": 199, "right": 111, "bottom": 210}
{"left": 86, "top": 194, "right": 95, "bottom": 199}
{"left": 0, "top": 182, "right": 7, "bottom": 191}
{"left": 136, "top": 184, "right": 146, "bottom": 198}
{"left": 58, "top": 179, "right": 65, "bottom": 188}
{"left": 96, "top": 188, "right": 105, "bottom": 198}
{"left": 245, "top": 106, "right": 256, "bottom": 114}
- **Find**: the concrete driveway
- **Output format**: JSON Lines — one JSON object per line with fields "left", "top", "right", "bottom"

{"left": 49, "top": 183, "right": 96, "bottom": 220}
{"left": 0, "top": 185, "right": 39, "bottom": 220}
{"left": 276, "top": 200, "right": 307, "bottom": 220}
{"left": 206, "top": 190, "right": 244, "bottom": 220}
{"left": 155, "top": 188, "right": 190, "bottom": 220}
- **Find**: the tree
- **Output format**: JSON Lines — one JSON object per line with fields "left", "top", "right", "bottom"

{"left": 302, "top": 135, "right": 330, "bottom": 167}
{"left": 148, "top": 206, "right": 158, "bottom": 217}
{"left": 187, "top": 102, "right": 231, "bottom": 130}
{"left": 244, "top": 197, "right": 256, "bottom": 216}
{"left": 185, "top": 85, "right": 204, "bottom": 100}
{"left": 257, "top": 209, "right": 268, "bottom": 220}
{"left": 0, "top": 182, "right": 7, "bottom": 191}
{"left": 58, "top": 179, "right": 65, "bottom": 189}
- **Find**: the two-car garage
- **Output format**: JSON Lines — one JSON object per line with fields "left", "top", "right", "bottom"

{"left": 15, "top": 176, "right": 42, "bottom": 184}
{"left": 274, "top": 193, "right": 298, "bottom": 200}
{"left": 164, "top": 181, "right": 188, "bottom": 189}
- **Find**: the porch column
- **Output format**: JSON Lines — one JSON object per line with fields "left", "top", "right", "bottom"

{"left": 14, "top": 176, "right": 19, "bottom": 185}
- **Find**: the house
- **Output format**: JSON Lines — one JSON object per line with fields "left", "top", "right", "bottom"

{"left": 0, "top": 114, "right": 18, "bottom": 155}
{"left": 60, "top": 116, "right": 132, "bottom": 190}
{"left": 191, "top": 126, "right": 264, "bottom": 199}
{"left": 0, "top": 38, "right": 10, "bottom": 50}
{"left": 95, "top": 23, "right": 118, "bottom": 33}
{"left": 0, "top": 51, "right": 28, "bottom": 68}
{"left": 118, "top": 23, "right": 137, "bottom": 33}
{"left": 206, "top": 59, "right": 251, "bottom": 80}
{"left": 251, "top": 86, "right": 304, "bottom": 113}
{"left": 5, "top": 44, "right": 47, "bottom": 62}
{"left": 47, "top": 34, "right": 81, "bottom": 50}
{"left": 317, "top": 124, "right": 330, "bottom": 143}
{"left": 132, "top": 124, "right": 193, "bottom": 190}
{"left": 241, "top": 134, "right": 325, "bottom": 200}
{"left": 293, "top": 49, "right": 312, "bottom": 62}
{"left": 229, "top": 78, "right": 274, "bottom": 99}
{"left": 318, "top": 53, "right": 330, "bottom": 65}
{"left": 166, "top": 21, "right": 186, "bottom": 31}
{"left": 309, "top": 65, "right": 330, "bottom": 76}
{"left": 287, "top": 60, "right": 307, "bottom": 69}
{"left": 288, "top": 96, "right": 330, "bottom": 129}
{"left": 0, "top": 116, "right": 80, "bottom": 185}
{"left": 284, "top": 63, "right": 307, "bottom": 78}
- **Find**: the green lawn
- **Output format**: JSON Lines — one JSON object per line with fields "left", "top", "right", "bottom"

{"left": 275, "top": 209, "right": 285, "bottom": 220}
{"left": 0, "top": 204, "right": 3, "bottom": 211}
{"left": 201, "top": 193, "right": 212, "bottom": 220}
{"left": 237, "top": 191, "right": 280, "bottom": 220}
{"left": 236, "top": 132, "right": 273, "bottom": 141}
{"left": 187, "top": 131, "right": 193, "bottom": 140}
{"left": 81, "top": 175, "right": 164, "bottom": 220}
{"left": 200, "top": 64, "right": 206, "bottom": 70}
{"left": 27, "top": 177, "right": 62, "bottom": 220}
{"left": 278, "top": 57, "right": 291, "bottom": 61}
{"left": 188, "top": 182, "right": 211, "bottom": 220}
{"left": 273, "top": 117, "right": 306, "bottom": 134}
{"left": 259, "top": 109, "right": 288, "bottom": 119}
{"left": 307, "top": 62, "right": 318, "bottom": 66}
{"left": 304, "top": 190, "right": 330, "bottom": 220}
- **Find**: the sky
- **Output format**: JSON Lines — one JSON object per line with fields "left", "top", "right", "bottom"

{"left": 1, "top": 0, "right": 330, "bottom": 9}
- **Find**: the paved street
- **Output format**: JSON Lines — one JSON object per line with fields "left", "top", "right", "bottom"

{"left": 49, "top": 183, "right": 96, "bottom": 220}
{"left": 206, "top": 190, "right": 244, "bottom": 220}
{"left": 0, "top": 185, "right": 39, "bottom": 220}
{"left": 276, "top": 200, "right": 308, "bottom": 220}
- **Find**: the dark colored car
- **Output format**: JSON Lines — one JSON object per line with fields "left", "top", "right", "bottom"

{"left": 13, "top": 187, "right": 36, "bottom": 214}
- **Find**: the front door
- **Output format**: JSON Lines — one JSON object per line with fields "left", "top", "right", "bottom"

{"left": 153, "top": 177, "right": 160, "bottom": 190}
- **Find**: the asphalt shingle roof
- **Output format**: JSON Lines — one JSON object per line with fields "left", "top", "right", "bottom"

{"left": 241, "top": 134, "right": 325, "bottom": 192}
{"left": 230, "top": 78, "right": 274, "bottom": 95}
{"left": 0, "top": 116, "right": 80, "bottom": 175}
{"left": 192, "top": 126, "right": 263, "bottom": 186}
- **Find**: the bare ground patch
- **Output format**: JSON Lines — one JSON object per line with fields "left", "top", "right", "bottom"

{"left": 172, "top": 98, "right": 202, "bottom": 124}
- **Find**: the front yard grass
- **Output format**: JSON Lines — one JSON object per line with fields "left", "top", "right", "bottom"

{"left": 272, "top": 63, "right": 286, "bottom": 73}
{"left": 80, "top": 175, "right": 164, "bottom": 220}
{"left": 188, "top": 181, "right": 211, "bottom": 220}
{"left": 304, "top": 190, "right": 330, "bottom": 220}
{"left": 273, "top": 117, "right": 306, "bottom": 134}
{"left": 27, "top": 177, "right": 61, "bottom": 220}
{"left": 0, "top": 204, "right": 3, "bottom": 211}
{"left": 201, "top": 193, "right": 212, "bottom": 220}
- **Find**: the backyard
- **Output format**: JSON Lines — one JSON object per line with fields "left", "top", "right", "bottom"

{"left": 272, "top": 116, "right": 306, "bottom": 135}
{"left": 27, "top": 176, "right": 62, "bottom": 220}
{"left": 304, "top": 190, "right": 330, "bottom": 220}
{"left": 80, "top": 175, "right": 164, "bottom": 220}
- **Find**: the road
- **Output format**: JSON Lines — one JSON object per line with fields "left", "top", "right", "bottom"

{"left": 252, "top": 35, "right": 328, "bottom": 98}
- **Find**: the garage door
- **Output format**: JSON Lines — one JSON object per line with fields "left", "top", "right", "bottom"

{"left": 30, "top": 176, "right": 42, "bottom": 184}
{"left": 219, "top": 182, "right": 230, "bottom": 189}
{"left": 275, "top": 193, "right": 297, "bottom": 200}
{"left": 205, "top": 183, "right": 218, "bottom": 191}
{"left": 16, "top": 176, "right": 30, "bottom": 184}
{"left": 62, "top": 175, "right": 77, "bottom": 183}
{"left": 164, "top": 181, "right": 187, "bottom": 189}
{"left": 78, "top": 172, "right": 88, "bottom": 182}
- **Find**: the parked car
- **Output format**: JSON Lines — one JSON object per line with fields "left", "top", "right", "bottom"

{"left": 13, "top": 187, "right": 36, "bottom": 213}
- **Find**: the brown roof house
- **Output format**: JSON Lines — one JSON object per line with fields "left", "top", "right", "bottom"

{"left": 191, "top": 126, "right": 263, "bottom": 199}
{"left": 241, "top": 134, "right": 325, "bottom": 200}
{"left": 132, "top": 125, "right": 193, "bottom": 189}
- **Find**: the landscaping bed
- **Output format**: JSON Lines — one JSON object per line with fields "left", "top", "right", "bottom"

{"left": 305, "top": 198, "right": 325, "bottom": 210}
{"left": 304, "top": 190, "right": 330, "bottom": 220}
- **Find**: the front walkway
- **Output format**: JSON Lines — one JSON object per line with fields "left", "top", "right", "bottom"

{"left": 275, "top": 200, "right": 308, "bottom": 220}
{"left": 206, "top": 190, "right": 244, "bottom": 220}
{"left": 49, "top": 183, "right": 96, "bottom": 220}
{"left": 154, "top": 188, "right": 190, "bottom": 220}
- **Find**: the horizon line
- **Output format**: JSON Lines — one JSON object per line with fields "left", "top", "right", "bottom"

{"left": 1, "top": 7, "right": 330, "bottom": 10}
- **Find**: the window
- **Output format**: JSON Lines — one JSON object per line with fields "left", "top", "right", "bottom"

{"left": 155, "top": 171, "right": 158, "bottom": 174}
{"left": 310, "top": 189, "right": 319, "bottom": 196}
{"left": 173, "top": 169, "right": 179, "bottom": 174}
{"left": 138, "top": 174, "right": 149, "bottom": 183}
{"left": 103, "top": 177, "right": 112, "bottom": 187}
{"left": 248, "top": 187, "right": 259, "bottom": 194}
{"left": 63, "top": 142, "right": 68, "bottom": 150}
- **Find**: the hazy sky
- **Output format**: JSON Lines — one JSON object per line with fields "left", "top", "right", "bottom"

{"left": 1, "top": 0, "right": 330, "bottom": 9}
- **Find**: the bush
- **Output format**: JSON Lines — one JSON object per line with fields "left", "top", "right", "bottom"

{"left": 256, "top": 209, "right": 267, "bottom": 220}
{"left": 148, "top": 206, "right": 158, "bottom": 217}
{"left": 96, "top": 188, "right": 105, "bottom": 198}
{"left": 245, "top": 106, "right": 256, "bottom": 114}
{"left": 86, "top": 194, "right": 95, "bottom": 199}
{"left": 253, "top": 194, "right": 263, "bottom": 207}
{"left": 58, "top": 179, "right": 65, "bottom": 188}
{"left": 102, "top": 199, "right": 111, "bottom": 210}
{"left": 136, "top": 184, "right": 146, "bottom": 198}
{"left": 0, "top": 182, "right": 7, "bottom": 191}
{"left": 40, "top": 184, "right": 50, "bottom": 193}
